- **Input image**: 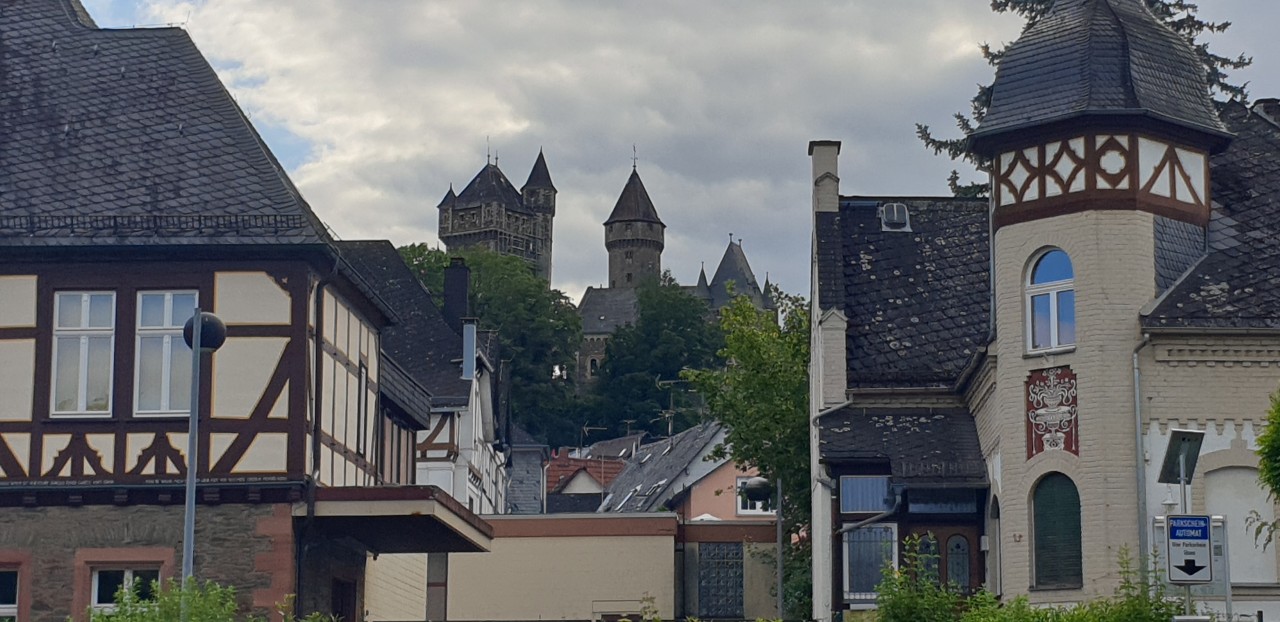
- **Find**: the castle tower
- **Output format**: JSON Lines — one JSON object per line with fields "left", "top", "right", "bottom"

{"left": 604, "top": 168, "right": 665, "bottom": 288}
{"left": 967, "top": 0, "right": 1231, "bottom": 600}
{"left": 437, "top": 152, "right": 557, "bottom": 282}
{"left": 522, "top": 150, "right": 557, "bottom": 280}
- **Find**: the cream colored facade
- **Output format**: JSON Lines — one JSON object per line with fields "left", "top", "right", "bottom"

{"left": 446, "top": 515, "right": 678, "bottom": 621}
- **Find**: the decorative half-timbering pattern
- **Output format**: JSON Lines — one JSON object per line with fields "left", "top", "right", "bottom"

{"left": 1025, "top": 366, "right": 1079, "bottom": 459}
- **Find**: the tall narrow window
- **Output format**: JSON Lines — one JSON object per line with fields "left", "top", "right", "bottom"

{"left": 1026, "top": 249, "right": 1075, "bottom": 351}
{"left": 135, "top": 291, "right": 197, "bottom": 416}
{"left": 843, "top": 523, "right": 897, "bottom": 603}
{"left": 1032, "top": 472, "right": 1082, "bottom": 588}
{"left": 356, "top": 363, "right": 369, "bottom": 457}
{"left": 52, "top": 292, "right": 116, "bottom": 417}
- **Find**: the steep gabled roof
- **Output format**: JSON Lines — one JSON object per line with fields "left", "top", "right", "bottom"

{"left": 971, "top": 0, "right": 1230, "bottom": 155}
{"left": 522, "top": 150, "right": 555, "bottom": 192}
{"left": 455, "top": 163, "right": 525, "bottom": 211}
{"left": 437, "top": 185, "right": 457, "bottom": 209}
{"left": 709, "top": 241, "right": 764, "bottom": 309}
{"left": 0, "top": 0, "right": 330, "bottom": 247}
{"left": 601, "top": 421, "right": 725, "bottom": 513}
{"left": 1144, "top": 102, "right": 1280, "bottom": 329}
{"left": 334, "top": 241, "right": 472, "bottom": 406}
{"left": 604, "top": 169, "right": 664, "bottom": 225}
{"left": 817, "top": 198, "right": 990, "bottom": 389}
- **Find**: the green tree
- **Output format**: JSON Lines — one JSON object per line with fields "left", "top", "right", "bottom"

{"left": 88, "top": 579, "right": 334, "bottom": 621}
{"left": 398, "top": 244, "right": 582, "bottom": 446}
{"left": 593, "top": 278, "right": 723, "bottom": 438}
{"left": 918, "top": 0, "right": 1251, "bottom": 197}
{"left": 1251, "top": 391, "right": 1280, "bottom": 548}
{"left": 681, "top": 287, "right": 811, "bottom": 617}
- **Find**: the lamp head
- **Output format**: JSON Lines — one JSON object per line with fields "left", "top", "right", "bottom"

{"left": 183, "top": 312, "right": 227, "bottom": 352}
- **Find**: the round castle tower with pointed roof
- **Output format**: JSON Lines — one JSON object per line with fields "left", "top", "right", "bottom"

{"left": 604, "top": 167, "right": 666, "bottom": 288}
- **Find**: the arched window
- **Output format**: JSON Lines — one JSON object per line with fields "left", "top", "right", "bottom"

{"left": 947, "top": 535, "right": 971, "bottom": 591}
{"left": 1032, "top": 472, "right": 1082, "bottom": 588}
{"left": 588, "top": 359, "right": 599, "bottom": 376}
{"left": 1026, "top": 249, "right": 1075, "bottom": 351}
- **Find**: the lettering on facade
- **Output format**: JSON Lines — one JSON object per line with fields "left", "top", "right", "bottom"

{"left": 1026, "top": 365, "right": 1079, "bottom": 459}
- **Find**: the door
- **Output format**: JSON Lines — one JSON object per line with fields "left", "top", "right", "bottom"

{"left": 331, "top": 579, "right": 357, "bottom": 621}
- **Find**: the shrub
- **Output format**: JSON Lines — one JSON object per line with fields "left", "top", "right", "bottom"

{"left": 86, "top": 579, "right": 336, "bottom": 622}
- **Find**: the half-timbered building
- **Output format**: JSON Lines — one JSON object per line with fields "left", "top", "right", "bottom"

{"left": 0, "top": 2, "right": 491, "bottom": 620}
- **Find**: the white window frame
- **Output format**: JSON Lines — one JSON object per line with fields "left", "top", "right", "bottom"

{"left": 0, "top": 569, "right": 17, "bottom": 620}
{"left": 51, "top": 292, "right": 116, "bottom": 418}
{"left": 736, "top": 476, "right": 775, "bottom": 516}
{"left": 1024, "top": 249, "right": 1075, "bottom": 353}
{"left": 133, "top": 291, "right": 198, "bottom": 417}
{"left": 843, "top": 522, "right": 898, "bottom": 607}
{"left": 91, "top": 567, "right": 159, "bottom": 611}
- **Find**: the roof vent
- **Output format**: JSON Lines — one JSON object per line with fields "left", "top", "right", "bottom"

{"left": 880, "top": 202, "right": 911, "bottom": 232}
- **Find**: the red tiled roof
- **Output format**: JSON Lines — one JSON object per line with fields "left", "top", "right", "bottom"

{"left": 546, "top": 453, "right": 627, "bottom": 494}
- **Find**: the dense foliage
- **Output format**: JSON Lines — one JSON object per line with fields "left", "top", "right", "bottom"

{"left": 88, "top": 580, "right": 334, "bottom": 622}
{"left": 683, "top": 288, "right": 810, "bottom": 617}
{"left": 595, "top": 278, "right": 723, "bottom": 438}
{"left": 398, "top": 244, "right": 582, "bottom": 445}
{"left": 1251, "top": 391, "right": 1280, "bottom": 548}
{"left": 917, "top": 0, "right": 1251, "bottom": 197}
{"left": 877, "top": 540, "right": 1183, "bottom": 622}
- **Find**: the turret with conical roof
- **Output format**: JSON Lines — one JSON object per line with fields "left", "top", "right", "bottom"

{"left": 969, "top": 0, "right": 1231, "bottom": 231}
{"left": 605, "top": 167, "right": 665, "bottom": 288}
{"left": 437, "top": 151, "right": 557, "bottom": 281}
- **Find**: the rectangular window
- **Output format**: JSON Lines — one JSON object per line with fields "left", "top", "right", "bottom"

{"left": 0, "top": 570, "right": 16, "bottom": 622}
{"left": 907, "top": 489, "right": 979, "bottom": 514}
{"left": 52, "top": 292, "right": 116, "bottom": 417}
{"left": 843, "top": 523, "right": 897, "bottom": 604}
{"left": 92, "top": 568, "right": 159, "bottom": 611}
{"left": 135, "top": 291, "right": 198, "bottom": 416}
{"left": 736, "top": 476, "right": 775, "bottom": 516}
{"left": 839, "top": 476, "right": 892, "bottom": 513}
{"left": 356, "top": 363, "right": 368, "bottom": 457}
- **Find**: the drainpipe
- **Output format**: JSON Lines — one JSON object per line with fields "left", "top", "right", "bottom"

{"left": 298, "top": 257, "right": 340, "bottom": 616}
{"left": 1133, "top": 333, "right": 1152, "bottom": 575}
{"left": 541, "top": 460, "right": 551, "bottom": 514}
{"left": 835, "top": 489, "right": 904, "bottom": 536}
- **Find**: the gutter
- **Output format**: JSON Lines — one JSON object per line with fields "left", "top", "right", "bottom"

{"left": 1133, "top": 333, "right": 1152, "bottom": 576}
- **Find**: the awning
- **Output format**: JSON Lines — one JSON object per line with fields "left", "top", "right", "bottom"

{"left": 295, "top": 486, "right": 493, "bottom": 553}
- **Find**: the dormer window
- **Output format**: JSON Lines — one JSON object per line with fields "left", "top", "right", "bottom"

{"left": 1026, "top": 249, "right": 1075, "bottom": 351}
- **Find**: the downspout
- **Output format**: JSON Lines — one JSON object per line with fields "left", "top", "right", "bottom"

{"left": 835, "top": 488, "right": 904, "bottom": 535}
{"left": 298, "top": 257, "right": 340, "bottom": 615}
{"left": 1133, "top": 333, "right": 1152, "bottom": 575}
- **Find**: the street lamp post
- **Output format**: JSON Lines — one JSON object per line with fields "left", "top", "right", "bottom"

{"left": 743, "top": 475, "right": 784, "bottom": 619}
{"left": 180, "top": 310, "right": 227, "bottom": 589}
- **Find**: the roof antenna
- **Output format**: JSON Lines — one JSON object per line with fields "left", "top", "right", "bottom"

{"left": 632, "top": 144, "right": 638, "bottom": 170}
{"left": 486, "top": 136, "right": 491, "bottom": 165}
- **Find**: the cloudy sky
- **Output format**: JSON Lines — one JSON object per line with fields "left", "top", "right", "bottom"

{"left": 81, "top": 1, "right": 1280, "bottom": 302}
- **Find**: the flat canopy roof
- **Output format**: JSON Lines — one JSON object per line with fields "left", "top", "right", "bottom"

{"left": 296, "top": 486, "right": 493, "bottom": 554}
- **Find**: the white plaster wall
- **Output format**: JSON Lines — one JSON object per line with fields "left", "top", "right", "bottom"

{"left": 0, "top": 276, "right": 37, "bottom": 327}
{"left": 0, "top": 341, "right": 35, "bottom": 422}
{"left": 214, "top": 272, "right": 290, "bottom": 325}
{"left": 211, "top": 338, "right": 288, "bottom": 419}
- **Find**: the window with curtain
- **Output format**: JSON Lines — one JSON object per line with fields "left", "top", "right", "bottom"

{"left": 135, "top": 291, "right": 197, "bottom": 416}
{"left": 52, "top": 292, "right": 116, "bottom": 416}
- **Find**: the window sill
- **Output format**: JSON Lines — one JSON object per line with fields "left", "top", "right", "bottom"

{"left": 1028, "top": 583, "right": 1083, "bottom": 592}
{"left": 1023, "top": 345, "right": 1075, "bottom": 359}
{"left": 48, "top": 413, "right": 112, "bottom": 420}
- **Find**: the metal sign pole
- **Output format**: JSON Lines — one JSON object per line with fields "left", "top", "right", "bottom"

{"left": 1180, "top": 449, "right": 1191, "bottom": 616}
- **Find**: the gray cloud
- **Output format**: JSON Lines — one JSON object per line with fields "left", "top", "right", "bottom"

{"left": 89, "top": 0, "right": 1276, "bottom": 301}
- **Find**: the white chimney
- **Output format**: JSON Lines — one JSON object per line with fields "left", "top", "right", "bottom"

{"left": 809, "top": 140, "right": 841, "bottom": 214}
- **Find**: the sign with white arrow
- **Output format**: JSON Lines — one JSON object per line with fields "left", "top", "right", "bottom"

{"left": 1167, "top": 515, "right": 1213, "bottom": 584}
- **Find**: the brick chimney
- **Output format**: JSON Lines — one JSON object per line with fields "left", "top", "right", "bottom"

{"left": 809, "top": 140, "right": 841, "bottom": 214}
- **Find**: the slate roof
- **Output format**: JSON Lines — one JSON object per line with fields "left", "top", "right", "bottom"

{"left": 970, "top": 0, "right": 1230, "bottom": 155}
{"left": 578, "top": 286, "right": 639, "bottom": 335}
{"left": 816, "top": 198, "right": 990, "bottom": 389}
{"left": 505, "top": 448, "right": 546, "bottom": 515}
{"left": 1144, "top": 101, "right": 1280, "bottom": 329}
{"left": 817, "top": 406, "right": 987, "bottom": 486}
{"left": 334, "top": 241, "right": 472, "bottom": 406}
{"left": 0, "top": 0, "right": 330, "bottom": 247}
{"left": 709, "top": 240, "right": 765, "bottom": 309}
{"left": 605, "top": 169, "right": 664, "bottom": 225}
{"left": 578, "top": 433, "right": 647, "bottom": 460}
{"left": 601, "top": 421, "right": 724, "bottom": 513}
{"left": 522, "top": 150, "right": 555, "bottom": 191}
{"left": 454, "top": 163, "right": 525, "bottom": 212}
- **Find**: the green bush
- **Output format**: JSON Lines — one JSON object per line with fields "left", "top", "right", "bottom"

{"left": 85, "top": 579, "right": 336, "bottom": 622}
{"left": 877, "top": 540, "right": 1183, "bottom": 622}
